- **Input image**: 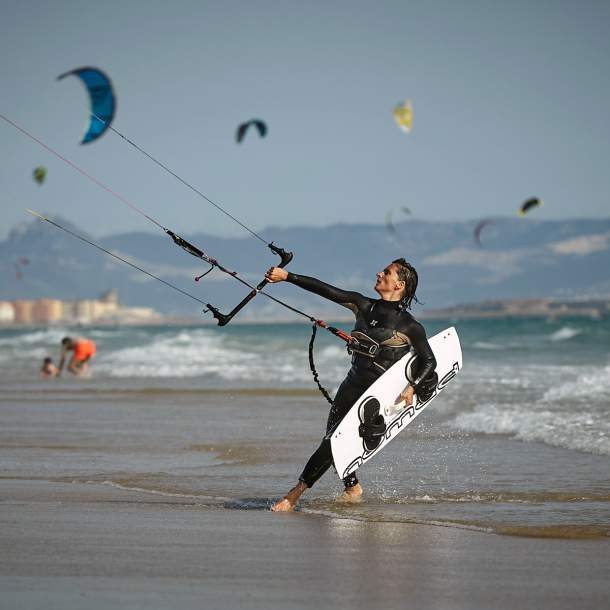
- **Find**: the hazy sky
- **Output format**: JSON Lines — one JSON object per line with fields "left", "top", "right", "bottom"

{"left": 2, "top": 0, "right": 609, "bottom": 240}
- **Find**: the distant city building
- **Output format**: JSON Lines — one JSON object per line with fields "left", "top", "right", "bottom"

{"left": 32, "top": 299, "right": 63, "bottom": 323}
{"left": 12, "top": 300, "right": 34, "bottom": 323}
{"left": 99, "top": 289, "right": 118, "bottom": 305}
{"left": 0, "top": 301, "right": 15, "bottom": 323}
{"left": 91, "top": 297, "right": 118, "bottom": 319}
{"left": 2, "top": 290, "right": 161, "bottom": 325}
{"left": 74, "top": 299, "right": 94, "bottom": 323}
{"left": 102, "top": 306, "right": 159, "bottom": 323}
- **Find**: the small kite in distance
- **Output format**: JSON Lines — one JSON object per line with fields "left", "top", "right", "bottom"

{"left": 386, "top": 206, "right": 412, "bottom": 242}
{"left": 519, "top": 197, "right": 543, "bottom": 216}
{"left": 33, "top": 166, "right": 47, "bottom": 185}
{"left": 236, "top": 119, "right": 267, "bottom": 143}
{"left": 393, "top": 99, "right": 413, "bottom": 134}
{"left": 473, "top": 219, "right": 494, "bottom": 246}
{"left": 57, "top": 66, "right": 116, "bottom": 144}
{"left": 15, "top": 257, "right": 30, "bottom": 280}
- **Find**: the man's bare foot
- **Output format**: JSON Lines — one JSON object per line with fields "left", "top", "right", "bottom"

{"left": 271, "top": 481, "right": 308, "bottom": 512}
{"left": 338, "top": 482, "right": 363, "bottom": 503}
{"left": 271, "top": 498, "right": 294, "bottom": 512}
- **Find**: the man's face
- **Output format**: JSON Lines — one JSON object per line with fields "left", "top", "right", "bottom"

{"left": 375, "top": 263, "right": 404, "bottom": 295}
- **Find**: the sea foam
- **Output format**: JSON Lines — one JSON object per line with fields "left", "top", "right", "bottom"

{"left": 549, "top": 326, "right": 582, "bottom": 342}
{"left": 450, "top": 400, "right": 610, "bottom": 456}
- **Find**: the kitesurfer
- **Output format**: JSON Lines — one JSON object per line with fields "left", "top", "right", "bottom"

{"left": 265, "top": 259, "right": 437, "bottom": 512}
{"left": 58, "top": 336, "right": 97, "bottom": 376}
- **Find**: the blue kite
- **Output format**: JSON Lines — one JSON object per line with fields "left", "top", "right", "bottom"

{"left": 57, "top": 66, "right": 116, "bottom": 144}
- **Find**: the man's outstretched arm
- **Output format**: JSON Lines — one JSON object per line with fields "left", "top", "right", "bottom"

{"left": 266, "top": 267, "right": 369, "bottom": 312}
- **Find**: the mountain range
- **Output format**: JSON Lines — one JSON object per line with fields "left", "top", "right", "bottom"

{"left": 2, "top": 215, "right": 610, "bottom": 320}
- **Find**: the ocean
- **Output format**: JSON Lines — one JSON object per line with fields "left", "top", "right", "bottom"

{"left": 1, "top": 316, "right": 609, "bottom": 539}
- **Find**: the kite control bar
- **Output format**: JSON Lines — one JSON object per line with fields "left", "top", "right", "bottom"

{"left": 165, "top": 230, "right": 292, "bottom": 324}
{"left": 206, "top": 242, "right": 293, "bottom": 326}
{"left": 1, "top": 113, "right": 300, "bottom": 327}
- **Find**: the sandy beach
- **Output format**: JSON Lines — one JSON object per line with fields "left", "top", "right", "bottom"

{"left": 0, "top": 480, "right": 610, "bottom": 610}
{"left": 1, "top": 478, "right": 608, "bottom": 610}
{"left": 1, "top": 379, "right": 609, "bottom": 610}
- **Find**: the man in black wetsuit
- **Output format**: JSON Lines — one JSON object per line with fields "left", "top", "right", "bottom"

{"left": 265, "top": 258, "right": 437, "bottom": 512}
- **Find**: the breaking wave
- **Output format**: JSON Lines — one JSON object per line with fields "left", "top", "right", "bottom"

{"left": 549, "top": 326, "right": 582, "bottom": 342}
{"left": 449, "top": 378, "right": 610, "bottom": 458}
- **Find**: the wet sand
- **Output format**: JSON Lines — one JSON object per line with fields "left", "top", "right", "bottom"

{"left": 1, "top": 478, "right": 609, "bottom": 610}
{"left": 1, "top": 386, "right": 609, "bottom": 609}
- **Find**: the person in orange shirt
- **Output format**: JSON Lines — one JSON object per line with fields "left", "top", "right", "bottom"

{"left": 58, "top": 336, "right": 97, "bottom": 376}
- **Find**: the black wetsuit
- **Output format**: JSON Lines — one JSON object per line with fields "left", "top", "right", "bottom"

{"left": 286, "top": 273, "right": 437, "bottom": 489}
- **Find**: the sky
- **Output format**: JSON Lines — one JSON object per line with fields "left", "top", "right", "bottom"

{"left": 1, "top": 0, "right": 609, "bottom": 241}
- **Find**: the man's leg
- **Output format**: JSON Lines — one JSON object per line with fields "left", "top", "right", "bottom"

{"left": 270, "top": 436, "right": 333, "bottom": 511}
{"left": 328, "top": 382, "right": 367, "bottom": 499}
{"left": 68, "top": 361, "right": 86, "bottom": 376}
{"left": 70, "top": 356, "right": 92, "bottom": 376}
{"left": 339, "top": 471, "right": 362, "bottom": 502}
{"left": 271, "top": 377, "right": 369, "bottom": 512}
{"left": 67, "top": 358, "right": 80, "bottom": 375}
{"left": 270, "top": 481, "right": 308, "bottom": 512}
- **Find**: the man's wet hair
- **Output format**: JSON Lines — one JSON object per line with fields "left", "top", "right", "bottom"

{"left": 61, "top": 336, "right": 72, "bottom": 346}
{"left": 392, "top": 258, "right": 419, "bottom": 310}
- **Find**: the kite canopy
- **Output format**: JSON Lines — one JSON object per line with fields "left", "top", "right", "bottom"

{"left": 57, "top": 66, "right": 116, "bottom": 144}
{"left": 519, "top": 197, "right": 543, "bottom": 216}
{"left": 393, "top": 99, "right": 413, "bottom": 134}
{"left": 473, "top": 219, "right": 494, "bottom": 246}
{"left": 385, "top": 206, "right": 412, "bottom": 242}
{"left": 14, "top": 257, "right": 29, "bottom": 280}
{"left": 33, "top": 166, "right": 47, "bottom": 185}
{"left": 236, "top": 119, "right": 267, "bottom": 143}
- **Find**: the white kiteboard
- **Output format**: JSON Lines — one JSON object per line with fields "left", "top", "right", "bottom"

{"left": 330, "top": 326, "right": 462, "bottom": 479}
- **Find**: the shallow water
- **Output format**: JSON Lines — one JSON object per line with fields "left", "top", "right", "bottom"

{"left": 1, "top": 317, "right": 609, "bottom": 537}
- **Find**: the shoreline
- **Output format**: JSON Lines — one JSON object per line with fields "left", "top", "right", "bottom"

{"left": 1, "top": 306, "right": 608, "bottom": 329}
{"left": 1, "top": 478, "right": 608, "bottom": 610}
{"left": 3, "top": 476, "right": 610, "bottom": 541}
